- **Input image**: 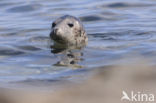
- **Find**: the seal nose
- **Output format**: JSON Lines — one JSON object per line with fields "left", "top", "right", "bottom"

{"left": 50, "top": 28, "right": 63, "bottom": 40}
{"left": 53, "top": 28, "right": 58, "bottom": 34}
{"left": 50, "top": 28, "right": 59, "bottom": 39}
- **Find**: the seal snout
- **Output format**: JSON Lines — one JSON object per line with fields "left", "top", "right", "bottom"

{"left": 50, "top": 28, "right": 64, "bottom": 42}
{"left": 51, "top": 28, "right": 60, "bottom": 37}
{"left": 53, "top": 28, "right": 59, "bottom": 34}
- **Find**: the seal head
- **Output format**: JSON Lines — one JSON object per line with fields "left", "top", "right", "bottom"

{"left": 50, "top": 15, "right": 88, "bottom": 48}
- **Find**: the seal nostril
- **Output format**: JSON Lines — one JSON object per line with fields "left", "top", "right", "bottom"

{"left": 54, "top": 28, "right": 58, "bottom": 34}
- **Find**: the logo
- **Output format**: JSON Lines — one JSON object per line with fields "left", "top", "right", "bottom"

{"left": 121, "top": 91, "right": 154, "bottom": 102}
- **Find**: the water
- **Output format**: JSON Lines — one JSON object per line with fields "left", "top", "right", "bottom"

{"left": 0, "top": 0, "right": 156, "bottom": 88}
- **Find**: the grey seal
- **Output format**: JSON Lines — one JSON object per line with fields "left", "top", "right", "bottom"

{"left": 50, "top": 15, "right": 88, "bottom": 49}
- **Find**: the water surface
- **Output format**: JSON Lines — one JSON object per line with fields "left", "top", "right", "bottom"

{"left": 0, "top": 0, "right": 156, "bottom": 88}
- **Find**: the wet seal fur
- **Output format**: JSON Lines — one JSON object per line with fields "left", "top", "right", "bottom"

{"left": 50, "top": 15, "right": 88, "bottom": 49}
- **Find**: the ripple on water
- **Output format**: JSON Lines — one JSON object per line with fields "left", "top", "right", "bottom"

{"left": 16, "top": 45, "right": 41, "bottom": 51}
{"left": 0, "top": 48, "right": 24, "bottom": 56}
{"left": 7, "top": 4, "right": 42, "bottom": 13}
{"left": 80, "top": 15, "right": 102, "bottom": 22}
{"left": 102, "top": 2, "right": 155, "bottom": 8}
{"left": 28, "top": 36, "right": 49, "bottom": 42}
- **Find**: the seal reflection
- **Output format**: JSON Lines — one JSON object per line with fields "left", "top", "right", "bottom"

{"left": 50, "top": 45, "right": 84, "bottom": 68}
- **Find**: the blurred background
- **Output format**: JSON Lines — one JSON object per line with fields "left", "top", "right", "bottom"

{"left": 0, "top": 0, "right": 156, "bottom": 99}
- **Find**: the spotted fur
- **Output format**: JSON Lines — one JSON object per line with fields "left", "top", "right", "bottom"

{"left": 50, "top": 15, "right": 88, "bottom": 48}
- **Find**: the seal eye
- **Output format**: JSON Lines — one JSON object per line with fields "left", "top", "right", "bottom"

{"left": 68, "top": 23, "right": 74, "bottom": 28}
{"left": 52, "top": 22, "right": 56, "bottom": 28}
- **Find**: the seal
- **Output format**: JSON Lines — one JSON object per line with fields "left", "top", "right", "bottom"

{"left": 50, "top": 15, "right": 88, "bottom": 49}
